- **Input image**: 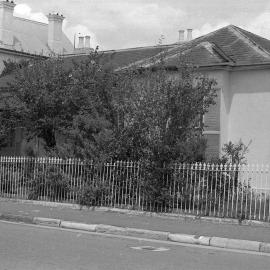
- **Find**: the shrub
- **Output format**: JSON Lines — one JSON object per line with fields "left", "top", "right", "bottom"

{"left": 77, "top": 180, "right": 110, "bottom": 208}
{"left": 28, "top": 165, "right": 70, "bottom": 201}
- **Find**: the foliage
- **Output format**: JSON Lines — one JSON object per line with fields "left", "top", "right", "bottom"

{"left": 0, "top": 49, "right": 220, "bottom": 209}
{"left": 220, "top": 140, "right": 251, "bottom": 165}
{"left": 0, "top": 169, "right": 23, "bottom": 195}
{"left": 1, "top": 59, "right": 30, "bottom": 77}
{"left": 0, "top": 50, "right": 217, "bottom": 165}
{"left": 0, "top": 52, "right": 124, "bottom": 161}
{"left": 114, "top": 62, "right": 217, "bottom": 163}
{"left": 77, "top": 179, "right": 110, "bottom": 208}
{"left": 28, "top": 165, "right": 70, "bottom": 200}
{"left": 111, "top": 59, "right": 217, "bottom": 208}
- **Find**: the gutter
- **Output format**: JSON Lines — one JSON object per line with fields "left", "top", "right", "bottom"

{"left": 0, "top": 47, "right": 48, "bottom": 59}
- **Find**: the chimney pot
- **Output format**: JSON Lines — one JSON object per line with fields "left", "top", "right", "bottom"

{"left": 187, "top": 29, "right": 193, "bottom": 41}
{"left": 78, "top": 36, "right": 85, "bottom": 49}
{"left": 178, "top": 29, "right": 185, "bottom": 43}
{"left": 85, "top": 35, "right": 90, "bottom": 48}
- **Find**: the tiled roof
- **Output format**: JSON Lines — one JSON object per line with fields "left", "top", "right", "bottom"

{"left": 63, "top": 44, "right": 176, "bottom": 69}
{"left": 2, "top": 24, "right": 270, "bottom": 90}
{"left": 39, "top": 25, "right": 270, "bottom": 70}
{"left": 136, "top": 25, "right": 270, "bottom": 68}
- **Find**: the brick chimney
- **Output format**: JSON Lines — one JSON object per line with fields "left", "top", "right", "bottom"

{"left": 0, "top": 0, "right": 16, "bottom": 46}
{"left": 47, "top": 12, "right": 65, "bottom": 54}
{"left": 187, "top": 29, "right": 193, "bottom": 41}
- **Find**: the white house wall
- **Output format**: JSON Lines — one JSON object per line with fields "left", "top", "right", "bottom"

{"left": 229, "top": 68, "right": 270, "bottom": 164}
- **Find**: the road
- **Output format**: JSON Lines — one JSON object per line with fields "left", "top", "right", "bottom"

{"left": 0, "top": 221, "right": 270, "bottom": 270}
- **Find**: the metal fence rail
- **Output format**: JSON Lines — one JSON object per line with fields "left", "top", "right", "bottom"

{"left": 0, "top": 156, "right": 270, "bottom": 221}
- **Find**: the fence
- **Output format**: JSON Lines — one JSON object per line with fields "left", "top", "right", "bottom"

{"left": 0, "top": 156, "right": 270, "bottom": 222}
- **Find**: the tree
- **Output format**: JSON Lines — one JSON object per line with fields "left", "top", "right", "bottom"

{"left": 114, "top": 61, "right": 218, "bottom": 164}
{"left": 110, "top": 58, "right": 218, "bottom": 210}
{"left": 0, "top": 50, "right": 219, "bottom": 209}
{"left": 0, "top": 59, "right": 30, "bottom": 77}
{"left": 0, "top": 52, "right": 124, "bottom": 160}
{"left": 0, "top": 50, "right": 217, "bottom": 165}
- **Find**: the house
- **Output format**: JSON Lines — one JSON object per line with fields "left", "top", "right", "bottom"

{"left": 0, "top": 0, "right": 73, "bottom": 72}
{"left": 63, "top": 25, "right": 270, "bottom": 165}
{"left": 144, "top": 25, "right": 270, "bottom": 165}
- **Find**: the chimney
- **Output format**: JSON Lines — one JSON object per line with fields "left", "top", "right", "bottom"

{"left": 178, "top": 30, "right": 184, "bottom": 43}
{"left": 187, "top": 29, "right": 193, "bottom": 41}
{"left": 47, "top": 12, "right": 65, "bottom": 54}
{"left": 78, "top": 36, "right": 84, "bottom": 49}
{"left": 0, "top": 0, "right": 16, "bottom": 46}
{"left": 85, "top": 35, "right": 90, "bottom": 48}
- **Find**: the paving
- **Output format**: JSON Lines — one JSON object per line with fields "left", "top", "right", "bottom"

{"left": 1, "top": 199, "right": 270, "bottom": 253}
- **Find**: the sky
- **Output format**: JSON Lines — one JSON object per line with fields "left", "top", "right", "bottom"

{"left": 12, "top": 0, "right": 270, "bottom": 50}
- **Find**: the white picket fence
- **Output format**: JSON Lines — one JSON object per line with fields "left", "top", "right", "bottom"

{"left": 0, "top": 156, "right": 270, "bottom": 221}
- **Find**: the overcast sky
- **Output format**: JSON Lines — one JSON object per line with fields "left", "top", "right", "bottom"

{"left": 13, "top": 0, "right": 270, "bottom": 50}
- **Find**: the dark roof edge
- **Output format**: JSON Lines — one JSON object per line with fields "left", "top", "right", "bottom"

{"left": 0, "top": 47, "right": 48, "bottom": 59}
{"left": 62, "top": 44, "right": 176, "bottom": 58}
{"left": 197, "top": 62, "right": 270, "bottom": 71}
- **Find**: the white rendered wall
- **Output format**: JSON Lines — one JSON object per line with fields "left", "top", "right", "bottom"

{"left": 229, "top": 69, "right": 270, "bottom": 165}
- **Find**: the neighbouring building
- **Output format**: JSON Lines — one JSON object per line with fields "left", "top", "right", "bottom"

{"left": 0, "top": 0, "right": 74, "bottom": 72}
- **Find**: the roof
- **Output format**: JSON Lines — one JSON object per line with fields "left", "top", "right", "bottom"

{"left": 63, "top": 44, "right": 176, "bottom": 69}
{"left": 136, "top": 25, "right": 270, "bottom": 68}
{"left": 0, "top": 16, "right": 73, "bottom": 56}
{"left": 64, "top": 25, "right": 270, "bottom": 70}
{"left": 2, "top": 24, "right": 270, "bottom": 90}
{"left": 51, "top": 25, "right": 270, "bottom": 71}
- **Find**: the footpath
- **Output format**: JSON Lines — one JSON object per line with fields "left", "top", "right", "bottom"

{"left": 1, "top": 199, "right": 270, "bottom": 253}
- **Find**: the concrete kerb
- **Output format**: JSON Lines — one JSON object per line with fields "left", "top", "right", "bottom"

{"left": 125, "top": 227, "right": 169, "bottom": 240}
{"left": 1, "top": 212, "right": 270, "bottom": 254}
{"left": 3, "top": 198, "right": 270, "bottom": 228}
{"left": 95, "top": 225, "right": 169, "bottom": 240}
{"left": 168, "top": 233, "right": 269, "bottom": 253}
{"left": 33, "top": 217, "right": 61, "bottom": 227}
{"left": 0, "top": 212, "right": 34, "bottom": 224}
{"left": 168, "top": 233, "right": 211, "bottom": 246}
{"left": 60, "top": 221, "right": 97, "bottom": 232}
{"left": 210, "top": 237, "right": 261, "bottom": 252}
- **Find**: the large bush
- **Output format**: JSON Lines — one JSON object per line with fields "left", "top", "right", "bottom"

{"left": 28, "top": 165, "right": 71, "bottom": 201}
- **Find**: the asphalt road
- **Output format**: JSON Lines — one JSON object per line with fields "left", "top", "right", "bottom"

{"left": 0, "top": 221, "right": 270, "bottom": 270}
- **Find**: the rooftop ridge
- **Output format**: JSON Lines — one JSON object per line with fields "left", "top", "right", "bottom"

{"left": 63, "top": 44, "right": 176, "bottom": 58}
{"left": 103, "top": 44, "right": 176, "bottom": 53}
{"left": 233, "top": 25, "right": 270, "bottom": 44}
{"left": 14, "top": 16, "right": 48, "bottom": 27}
